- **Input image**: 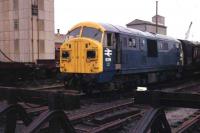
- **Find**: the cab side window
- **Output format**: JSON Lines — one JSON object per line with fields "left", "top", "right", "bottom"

{"left": 107, "top": 33, "right": 112, "bottom": 46}
{"left": 139, "top": 38, "right": 145, "bottom": 50}
{"left": 105, "top": 33, "right": 116, "bottom": 47}
{"left": 158, "top": 41, "right": 169, "bottom": 51}
{"left": 128, "top": 38, "right": 136, "bottom": 47}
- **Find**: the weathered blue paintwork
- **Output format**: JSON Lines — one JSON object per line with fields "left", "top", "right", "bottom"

{"left": 95, "top": 23, "right": 181, "bottom": 83}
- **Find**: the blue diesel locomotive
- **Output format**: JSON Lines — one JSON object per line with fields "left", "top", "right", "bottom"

{"left": 60, "top": 22, "right": 200, "bottom": 92}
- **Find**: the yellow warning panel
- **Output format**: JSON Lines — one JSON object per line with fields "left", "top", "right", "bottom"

{"left": 60, "top": 38, "right": 103, "bottom": 74}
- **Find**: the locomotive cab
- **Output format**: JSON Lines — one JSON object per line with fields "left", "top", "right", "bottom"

{"left": 60, "top": 22, "right": 105, "bottom": 74}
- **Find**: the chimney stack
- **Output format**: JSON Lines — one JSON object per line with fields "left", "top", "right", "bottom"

{"left": 57, "top": 29, "right": 60, "bottom": 34}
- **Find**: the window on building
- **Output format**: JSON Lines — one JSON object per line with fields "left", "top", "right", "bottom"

{"left": 32, "top": 5, "right": 38, "bottom": 16}
{"left": 14, "top": 19, "right": 19, "bottom": 30}
{"left": 14, "top": 39, "right": 19, "bottom": 53}
{"left": 38, "top": 0, "right": 44, "bottom": 10}
{"left": 147, "top": 39, "right": 158, "bottom": 57}
{"left": 32, "top": 0, "right": 38, "bottom": 5}
{"left": 39, "top": 40, "right": 45, "bottom": 53}
{"left": 13, "top": 0, "right": 19, "bottom": 10}
{"left": 38, "top": 19, "right": 44, "bottom": 31}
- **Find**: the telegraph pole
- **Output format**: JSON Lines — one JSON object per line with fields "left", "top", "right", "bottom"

{"left": 156, "top": 1, "right": 158, "bottom": 33}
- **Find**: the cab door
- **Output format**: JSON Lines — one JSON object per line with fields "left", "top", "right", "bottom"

{"left": 115, "top": 33, "right": 121, "bottom": 64}
{"left": 77, "top": 39, "right": 101, "bottom": 73}
{"left": 76, "top": 41, "right": 85, "bottom": 73}
{"left": 103, "top": 33, "right": 115, "bottom": 71}
{"left": 73, "top": 41, "right": 78, "bottom": 72}
{"left": 60, "top": 40, "right": 78, "bottom": 73}
{"left": 65, "top": 40, "right": 85, "bottom": 73}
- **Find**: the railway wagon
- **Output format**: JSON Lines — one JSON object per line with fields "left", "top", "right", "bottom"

{"left": 60, "top": 22, "right": 194, "bottom": 92}
{"left": 179, "top": 40, "right": 200, "bottom": 70}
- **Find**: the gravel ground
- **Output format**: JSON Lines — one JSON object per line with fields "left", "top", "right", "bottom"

{"left": 166, "top": 108, "right": 199, "bottom": 126}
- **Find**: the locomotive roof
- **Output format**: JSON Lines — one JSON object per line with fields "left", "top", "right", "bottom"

{"left": 100, "top": 23, "right": 179, "bottom": 42}
{"left": 69, "top": 22, "right": 179, "bottom": 43}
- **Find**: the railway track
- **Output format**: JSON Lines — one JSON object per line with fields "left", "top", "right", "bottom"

{"left": 168, "top": 109, "right": 200, "bottom": 133}
{"left": 165, "top": 81, "right": 200, "bottom": 133}
{"left": 68, "top": 99, "right": 145, "bottom": 133}
{"left": 1, "top": 77, "right": 200, "bottom": 132}
{"left": 8, "top": 98, "right": 147, "bottom": 133}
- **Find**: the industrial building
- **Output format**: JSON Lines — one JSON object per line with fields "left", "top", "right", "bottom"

{"left": 127, "top": 15, "right": 167, "bottom": 35}
{"left": 55, "top": 29, "right": 65, "bottom": 49}
{"left": 0, "top": 0, "right": 55, "bottom": 63}
{"left": 54, "top": 29, "right": 65, "bottom": 66}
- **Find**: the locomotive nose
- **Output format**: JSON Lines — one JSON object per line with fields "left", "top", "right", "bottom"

{"left": 60, "top": 38, "right": 103, "bottom": 73}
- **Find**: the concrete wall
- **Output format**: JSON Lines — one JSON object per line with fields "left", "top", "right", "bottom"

{"left": 152, "top": 15, "right": 165, "bottom": 25}
{"left": 0, "top": 0, "right": 55, "bottom": 62}
{"left": 146, "top": 25, "right": 167, "bottom": 35}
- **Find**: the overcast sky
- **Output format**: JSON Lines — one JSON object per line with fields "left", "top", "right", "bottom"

{"left": 55, "top": 0, "right": 200, "bottom": 41}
